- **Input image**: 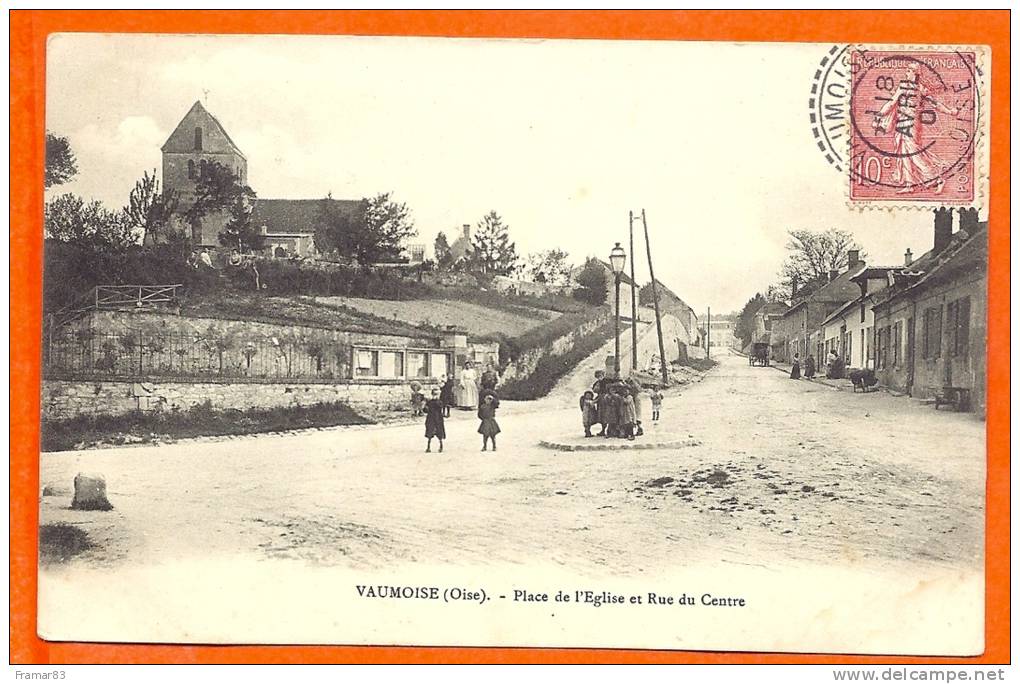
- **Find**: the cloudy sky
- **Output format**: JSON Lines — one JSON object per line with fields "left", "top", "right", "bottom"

{"left": 46, "top": 34, "right": 947, "bottom": 313}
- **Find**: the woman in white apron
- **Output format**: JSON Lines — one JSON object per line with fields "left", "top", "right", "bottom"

{"left": 458, "top": 361, "right": 479, "bottom": 408}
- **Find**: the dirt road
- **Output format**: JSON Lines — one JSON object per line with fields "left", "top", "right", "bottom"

{"left": 39, "top": 347, "right": 985, "bottom": 575}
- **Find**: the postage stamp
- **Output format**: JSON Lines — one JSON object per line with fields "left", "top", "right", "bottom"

{"left": 848, "top": 48, "right": 983, "bottom": 206}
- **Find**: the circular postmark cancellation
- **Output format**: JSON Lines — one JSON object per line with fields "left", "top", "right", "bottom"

{"left": 809, "top": 44, "right": 851, "bottom": 172}
{"left": 848, "top": 49, "right": 980, "bottom": 204}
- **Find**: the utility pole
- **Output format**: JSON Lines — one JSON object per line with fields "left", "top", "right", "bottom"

{"left": 629, "top": 211, "right": 638, "bottom": 372}
{"left": 641, "top": 210, "right": 669, "bottom": 386}
{"left": 707, "top": 307, "right": 712, "bottom": 359}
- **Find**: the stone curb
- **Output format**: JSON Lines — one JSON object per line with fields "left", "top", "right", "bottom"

{"left": 538, "top": 438, "right": 702, "bottom": 452}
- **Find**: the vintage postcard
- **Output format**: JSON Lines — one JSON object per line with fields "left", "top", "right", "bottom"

{"left": 34, "top": 33, "right": 992, "bottom": 656}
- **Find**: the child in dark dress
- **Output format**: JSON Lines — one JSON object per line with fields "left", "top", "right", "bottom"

{"left": 477, "top": 393, "right": 501, "bottom": 452}
{"left": 424, "top": 388, "right": 446, "bottom": 453}
{"left": 580, "top": 390, "right": 596, "bottom": 437}
{"left": 439, "top": 375, "right": 455, "bottom": 417}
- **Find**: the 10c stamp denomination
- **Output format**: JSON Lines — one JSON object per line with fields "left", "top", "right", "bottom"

{"left": 849, "top": 49, "right": 980, "bottom": 205}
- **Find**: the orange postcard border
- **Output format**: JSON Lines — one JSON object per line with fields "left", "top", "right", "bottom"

{"left": 9, "top": 9, "right": 1010, "bottom": 665}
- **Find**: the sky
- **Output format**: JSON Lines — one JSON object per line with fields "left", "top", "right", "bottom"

{"left": 45, "top": 34, "right": 958, "bottom": 314}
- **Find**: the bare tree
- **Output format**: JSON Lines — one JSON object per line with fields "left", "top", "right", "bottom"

{"left": 776, "top": 228, "right": 864, "bottom": 299}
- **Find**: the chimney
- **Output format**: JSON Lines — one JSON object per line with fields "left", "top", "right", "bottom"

{"left": 828, "top": 269, "right": 838, "bottom": 282}
{"left": 933, "top": 207, "right": 953, "bottom": 253}
{"left": 462, "top": 224, "right": 471, "bottom": 240}
{"left": 904, "top": 248, "right": 913, "bottom": 266}
{"left": 958, "top": 207, "right": 979, "bottom": 234}
{"left": 847, "top": 249, "right": 861, "bottom": 268}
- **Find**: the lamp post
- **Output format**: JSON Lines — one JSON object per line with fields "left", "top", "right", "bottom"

{"left": 609, "top": 242, "right": 627, "bottom": 378}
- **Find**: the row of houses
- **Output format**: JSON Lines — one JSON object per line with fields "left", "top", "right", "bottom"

{"left": 753, "top": 208, "right": 988, "bottom": 414}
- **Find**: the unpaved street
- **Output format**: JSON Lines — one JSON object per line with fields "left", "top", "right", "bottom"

{"left": 39, "top": 348, "right": 985, "bottom": 576}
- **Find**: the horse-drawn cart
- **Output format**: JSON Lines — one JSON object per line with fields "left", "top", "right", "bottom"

{"left": 749, "top": 342, "right": 770, "bottom": 366}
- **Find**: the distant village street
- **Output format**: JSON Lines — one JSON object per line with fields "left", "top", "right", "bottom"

{"left": 39, "top": 347, "right": 984, "bottom": 575}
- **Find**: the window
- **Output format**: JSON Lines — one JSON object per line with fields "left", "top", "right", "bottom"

{"left": 922, "top": 306, "right": 943, "bottom": 358}
{"left": 407, "top": 352, "right": 428, "bottom": 378}
{"left": 866, "top": 326, "right": 874, "bottom": 362}
{"left": 355, "top": 349, "right": 379, "bottom": 377}
{"left": 200, "top": 159, "right": 208, "bottom": 178}
{"left": 430, "top": 353, "right": 450, "bottom": 378}
{"left": 879, "top": 326, "right": 891, "bottom": 370}
{"left": 187, "top": 159, "right": 196, "bottom": 179}
{"left": 893, "top": 321, "right": 902, "bottom": 367}
{"left": 194, "top": 127, "right": 203, "bottom": 151}
{"left": 378, "top": 351, "right": 404, "bottom": 378}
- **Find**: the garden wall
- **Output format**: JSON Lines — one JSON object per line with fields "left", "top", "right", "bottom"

{"left": 41, "top": 377, "right": 433, "bottom": 421}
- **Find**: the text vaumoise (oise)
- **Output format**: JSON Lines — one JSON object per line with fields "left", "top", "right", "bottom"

{"left": 355, "top": 584, "right": 746, "bottom": 608}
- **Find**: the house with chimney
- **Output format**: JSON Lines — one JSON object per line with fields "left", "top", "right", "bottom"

{"left": 770, "top": 251, "right": 864, "bottom": 363}
{"left": 870, "top": 208, "right": 987, "bottom": 414}
{"left": 748, "top": 301, "right": 789, "bottom": 352}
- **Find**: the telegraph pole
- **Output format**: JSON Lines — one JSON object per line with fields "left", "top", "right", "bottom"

{"left": 628, "top": 211, "right": 638, "bottom": 372}
{"left": 641, "top": 210, "right": 669, "bottom": 386}
{"left": 707, "top": 307, "right": 712, "bottom": 359}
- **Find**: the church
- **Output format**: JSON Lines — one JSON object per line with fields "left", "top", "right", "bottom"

{"left": 161, "top": 100, "right": 362, "bottom": 258}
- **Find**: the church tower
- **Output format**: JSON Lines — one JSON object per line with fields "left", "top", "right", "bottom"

{"left": 161, "top": 101, "right": 247, "bottom": 247}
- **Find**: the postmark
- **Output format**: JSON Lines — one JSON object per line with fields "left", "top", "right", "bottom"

{"left": 809, "top": 44, "right": 850, "bottom": 172}
{"left": 848, "top": 48, "right": 981, "bottom": 205}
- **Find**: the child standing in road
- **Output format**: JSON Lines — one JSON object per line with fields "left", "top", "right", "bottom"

{"left": 650, "top": 387, "right": 664, "bottom": 422}
{"left": 580, "top": 390, "right": 597, "bottom": 437}
{"left": 410, "top": 380, "right": 425, "bottom": 416}
{"left": 424, "top": 388, "right": 445, "bottom": 453}
{"left": 478, "top": 393, "right": 501, "bottom": 452}
{"left": 620, "top": 387, "right": 638, "bottom": 441}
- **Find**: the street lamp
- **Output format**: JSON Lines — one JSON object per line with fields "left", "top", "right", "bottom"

{"left": 609, "top": 242, "right": 627, "bottom": 378}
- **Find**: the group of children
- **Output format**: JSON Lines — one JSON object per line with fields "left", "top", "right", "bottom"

{"left": 418, "top": 379, "right": 501, "bottom": 454}
{"left": 579, "top": 370, "right": 664, "bottom": 440}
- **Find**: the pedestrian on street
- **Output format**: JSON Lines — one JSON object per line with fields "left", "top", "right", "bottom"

{"left": 480, "top": 363, "right": 499, "bottom": 402}
{"left": 650, "top": 387, "right": 664, "bottom": 422}
{"left": 826, "top": 350, "right": 839, "bottom": 378}
{"left": 620, "top": 387, "right": 638, "bottom": 441}
{"left": 580, "top": 390, "right": 597, "bottom": 437}
{"left": 409, "top": 380, "right": 425, "bottom": 416}
{"left": 458, "top": 361, "right": 479, "bottom": 408}
{"left": 627, "top": 376, "right": 645, "bottom": 437}
{"left": 804, "top": 354, "right": 817, "bottom": 379}
{"left": 593, "top": 370, "right": 610, "bottom": 436}
{"left": 439, "top": 374, "right": 455, "bottom": 417}
{"left": 478, "top": 393, "right": 501, "bottom": 452}
{"left": 424, "top": 388, "right": 446, "bottom": 453}
{"left": 790, "top": 353, "right": 802, "bottom": 380}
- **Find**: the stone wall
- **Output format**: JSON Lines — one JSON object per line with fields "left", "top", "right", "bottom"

{"left": 41, "top": 377, "right": 436, "bottom": 421}
{"left": 499, "top": 311, "right": 611, "bottom": 384}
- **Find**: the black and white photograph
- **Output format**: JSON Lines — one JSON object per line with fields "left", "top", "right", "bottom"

{"left": 37, "top": 34, "right": 989, "bottom": 654}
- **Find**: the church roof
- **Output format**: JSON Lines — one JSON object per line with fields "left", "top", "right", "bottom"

{"left": 252, "top": 198, "right": 362, "bottom": 236}
{"left": 161, "top": 100, "right": 247, "bottom": 160}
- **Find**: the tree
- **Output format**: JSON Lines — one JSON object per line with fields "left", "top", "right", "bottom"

{"left": 469, "top": 211, "right": 519, "bottom": 276}
{"left": 527, "top": 248, "right": 572, "bottom": 286}
{"left": 45, "top": 132, "right": 78, "bottom": 189}
{"left": 734, "top": 292, "right": 767, "bottom": 348}
{"left": 434, "top": 231, "right": 453, "bottom": 269}
{"left": 573, "top": 257, "right": 608, "bottom": 305}
{"left": 314, "top": 192, "right": 416, "bottom": 266}
{"left": 219, "top": 186, "right": 264, "bottom": 252}
{"left": 44, "top": 193, "right": 136, "bottom": 251}
{"left": 775, "top": 228, "right": 864, "bottom": 300}
{"left": 186, "top": 161, "right": 249, "bottom": 227}
{"left": 124, "top": 170, "right": 180, "bottom": 246}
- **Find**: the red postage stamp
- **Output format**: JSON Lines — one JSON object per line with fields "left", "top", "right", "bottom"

{"left": 848, "top": 49, "right": 980, "bottom": 204}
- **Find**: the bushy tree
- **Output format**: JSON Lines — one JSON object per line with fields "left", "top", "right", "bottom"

{"left": 469, "top": 211, "right": 518, "bottom": 276}
{"left": 734, "top": 292, "right": 767, "bottom": 348}
{"left": 434, "top": 231, "right": 453, "bottom": 269}
{"left": 527, "top": 248, "right": 571, "bottom": 286}
{"left": 186, "top": 161, "right": 250, "bottom": 227}
{"left": 219, "top": 186, "right": 264, "bottom": 252}
{"left": 775, "top": 228, "right": 864, "bottom": 300}
{"left": 44, "top": 193, "right": 136, "bottom": 251}
{"left": 45, "top": 132, "right": 78, "bottom": 189}
{"left": 124, "top": 169, "right": 180, "bottom": 246}
{"left": 573, "top": 257, "right": 608, "bottom": 305}
{"left": 314, "top": 192, "right": 416, "bottom": 266}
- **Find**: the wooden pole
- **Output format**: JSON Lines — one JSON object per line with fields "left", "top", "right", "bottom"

{"left": 707, "top": 307, "right": 712, "bottom": 358}
{"left": 629, "top": 211, "right": 638, "bottom": 372}
{"left": 641, "top": 210, "right": 669, "bottom": 386}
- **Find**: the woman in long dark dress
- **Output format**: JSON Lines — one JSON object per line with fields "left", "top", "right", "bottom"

{"left": 424, "top": 388, "right": 446, "bottom": 453}
{"left": 804, "top": 354, "right": 816, "bottom": 378}
{"left": 477, "top": 393, "right": 501, "bottom": 452}
{"left": 790, "top": 353, "right": 802, "bottom": 380}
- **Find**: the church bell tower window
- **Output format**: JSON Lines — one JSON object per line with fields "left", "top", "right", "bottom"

{"left": 187, "top": 160, "right": 196, "bottom": 179}
{"left": 194, "top": 127, "right": 203, "bottom": 151}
